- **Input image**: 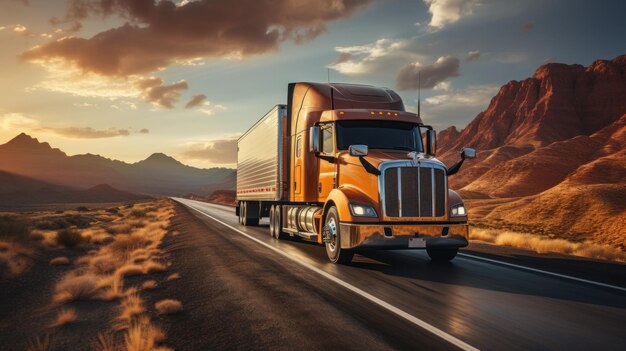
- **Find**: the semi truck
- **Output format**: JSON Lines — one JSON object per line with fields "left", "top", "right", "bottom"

{"left": 236, "top": 82, "right": 475, "bottom": 264}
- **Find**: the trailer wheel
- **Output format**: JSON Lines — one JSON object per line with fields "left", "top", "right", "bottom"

{"left": 238, "top": 202, "right": 244, "bottom": 225}
{"left": 324, "top": 206, "right": 353, "bottom": 264}
{"left": 269, "top": 205, "right": 276, "bottom": 237}
{"left": 241, "top": 201, "right": 259, "bottom": 226}
{"left": 271, "top": 205, "right": 285, "bottom": 239}
{"left": 426, "top": 248, "right": 458, "bottom": 262}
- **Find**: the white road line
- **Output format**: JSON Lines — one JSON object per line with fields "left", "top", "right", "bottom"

{"left": 173, "top": 198, "right": 479, "bottom": 351}
{"left": 459, "top": 253, "right": 626, "bottom": 292}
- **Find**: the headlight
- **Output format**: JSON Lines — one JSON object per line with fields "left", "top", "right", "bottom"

{"left": 349, "top": 203, "right": 377, "bottom": 217}
{"left": 450, "top": 203, "right": 466, "bottom": 217}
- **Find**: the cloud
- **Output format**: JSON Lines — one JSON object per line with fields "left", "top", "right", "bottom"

{"left": 0, "top": 113, "right": 39, "bottom": 131}
{"left": 37, "top": 127, "right": 130, "bottom": 139}
{"left": 180, "top": 138, "right": 238, "bottom": 164}
{"left": 139, "top": 128, "right": 149, "bottom": 134}
{"left": 185, "top": 94, "right": 207, "bottom": 109}
{"left": 137, "top": 78, "right": 188, "bottom": 108}
{"left": 23, "top": 0, "right": 371, "bottom": 77}
{"left": 424, "top": 84, "right": 499, "bottom": 106}
{"left": 522, "top": 22, "right": 534, "bottom": 32}
{"left": 423, "top": 0, "right": 481, "bottom": 29}
{"left": 465, "top": 50, "right": 480, "bottom": 62}
{"left": 396, "top": 56, "right": 460, "bottom": 90}
{"left": 328, "top": 38, "right": 416, "bottom": 75}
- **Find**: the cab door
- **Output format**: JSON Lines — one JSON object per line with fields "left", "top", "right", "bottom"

{"left": 318, "top": 124, "right": 337, "bottom": 202}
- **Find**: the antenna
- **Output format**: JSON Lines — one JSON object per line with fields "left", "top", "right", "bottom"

{"left": 328, "top": 68, "right": 335, "bottom": 110}
{"left": 417, "top": 70, "right": 421, "bottom": 119}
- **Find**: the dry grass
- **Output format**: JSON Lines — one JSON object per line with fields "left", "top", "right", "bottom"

{"left": 124, "top": 316, "right": 170, "bottom": 351}
{"left": 50, "top": 256, "right": 71, "bottom": 266}
{"left": 94, "top": 332, "right": 118, "bottom": 351}
{"left": 155, "top": 299, "right": 183, "bottom": 315}
{"left": 54, "top": 273, "right": 101, "bottom": 303}
{"left": 165, "top": 273, "right": 180, "bottom": 282}
{"left": 50, "top": 307, "right": 77, "bottom": 327}
{"left": 117, "top": 293, "right": 146, "bottom": 328}
{"left": 142, "top": 280, "right": 158, "bottom": 290}
{"left": 56, "top": 228, "right": 84, "bottom": 248}
{"left": 26, "top": 334, "right": 52, "bottom": 351}
{"left": 471, "top": 227, "right": 626, "bottom": 262}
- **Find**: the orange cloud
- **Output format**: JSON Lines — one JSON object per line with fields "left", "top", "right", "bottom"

{"left": 136, "top": 78, "right": 188, "bottom": 108}
{"left": 22, "top": 0, "right": 370, "bottom": 77}
{"left": 36, "top": 127, "right": 130, "bottom": 139}
{"left": 185, "top": 94, "right": 207, "bottom": 109}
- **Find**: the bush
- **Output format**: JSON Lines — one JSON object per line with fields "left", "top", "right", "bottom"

{"left": 0, "top": 215, "right": 30, "bottom": 243}
{"left": 106, "top": 207, "right": 119, "bottom": 214}
{"left": 76, "top": 206, "right": 90, "bottom": 212}
{"left": 56, "top": 228, "right": 84, "bottom": 248}
{"left": 130, "top": 209, "right": 147, "bottom": 218}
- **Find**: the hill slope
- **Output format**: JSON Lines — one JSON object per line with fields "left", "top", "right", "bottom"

{"left": 438, "top": 55, "right": 626, "bottom": 250}
{"left": 0, "top": 133, "right": 235, "bottom": 196}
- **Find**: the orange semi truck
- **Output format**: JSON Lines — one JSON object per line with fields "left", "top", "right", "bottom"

{"left": 236, "top": 82, "right": 475, "bottom": 263}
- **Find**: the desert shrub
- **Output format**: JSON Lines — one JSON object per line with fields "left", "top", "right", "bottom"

{"left": 142, "top": 280, "right": 158, "bottom": 290}
{"left": 63, "top": 215, "right": 94, "bottom": 229}
{"left": 125, "top": 204, "right": 135, "bottom": 209}
{"left": 50, "top": 257, "right": 71, "bottom": 266}
{"left": 35, "top": 218, "right": 68, "bottom": 231}
{"left": 0, "top": 215, "right": 30, "bottom": 243}
{"left": 124, "top": 316, "right": 168, "bottom": 351}
{"left": 109, "top": 235, "right": 148, "bottom": 258}
{"left": 130, "top": 209, "right": 147, "bottom": 218}
{"left": 106, "top": 207, "right": 119, "bottom": 214}
{"left": 76, "top": 206, "right": 90, "bottom": 212}
{"left": 56, "top": 228, "right": 84, "bottom": 248}
{"left": 54, "top": 273, "right": 101, "bottom": 303}
{"left": 155, "top": 299, "right": 183, "bottom": 315}
{"left": 55, "top": 210, "right": 64, "bottom": 214}
{"left": 50, "top": 308, "right": 77, "bottom": 327}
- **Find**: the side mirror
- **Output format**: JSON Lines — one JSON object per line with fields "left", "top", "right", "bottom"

{"left": 426, "top": 129, "right": 437, "bottom": 156}
{"left": 462, "top": 147, "right": 476, "bottom": 159}
{"left": 349, "top": 145, "right": 368, "bottom": 157}
{"left": 309, "top": 126, "right": 320, "bottom": 153}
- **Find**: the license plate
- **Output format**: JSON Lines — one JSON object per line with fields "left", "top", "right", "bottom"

{"left": 409, "top": 237, "right": 426, "bottom": 248}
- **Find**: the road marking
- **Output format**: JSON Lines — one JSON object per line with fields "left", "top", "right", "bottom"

{"left": 173, "top": 198, "right": 479, "bottom": 351}
{"left": 459, "top": 253, "right": 626, "bottom": 292}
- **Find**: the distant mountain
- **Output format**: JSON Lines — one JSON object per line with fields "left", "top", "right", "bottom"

{"left": 0, "top": 171, "right": 150, "bottom": 205}
{"left": 0, "top": 133, "right": 235, "bottom": 196}
{"left": 438, "top": 55, "right": 626, "bottom": 249}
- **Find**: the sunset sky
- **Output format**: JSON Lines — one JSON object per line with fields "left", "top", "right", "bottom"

{"left": 0, "top": 0, "right": 623, "bottom": 169}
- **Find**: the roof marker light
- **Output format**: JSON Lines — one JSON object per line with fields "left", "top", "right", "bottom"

{"left": 378, "top": 111, "right": 383, "bottom": 115}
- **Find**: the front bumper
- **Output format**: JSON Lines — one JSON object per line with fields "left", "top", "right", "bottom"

{"left": 339, "top": 222, "right": 469, "bottom": 250}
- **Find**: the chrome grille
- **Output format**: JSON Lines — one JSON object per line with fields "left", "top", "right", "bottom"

{"left": 383, "top": 165, "right": 446, "bottom": 218}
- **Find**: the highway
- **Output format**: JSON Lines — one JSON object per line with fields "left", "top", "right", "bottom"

{"left": 172, "top": 198, "right": 626, "bottom": 351}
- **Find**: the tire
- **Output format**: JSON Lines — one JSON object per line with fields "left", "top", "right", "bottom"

{"left": 241, "top": 201, "right": 259, "bottom": 226}
{"left": 238, "top": 202, "right": 244, "bottom": 225}
{"left": 324, "top": 206, "right": 353, "bottom": 264}
{"left": 427, "top": 248, "right": 458, "bottom": 262}
{"left": 269, "top": 205, "right": 276, "bottom": 237}
{"left": 272, "top": 205, "right": 284, "bottom": 239}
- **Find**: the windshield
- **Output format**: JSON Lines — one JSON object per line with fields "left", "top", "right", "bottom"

{"left": 335, "top": 120, "right": 424, "bottom": 152}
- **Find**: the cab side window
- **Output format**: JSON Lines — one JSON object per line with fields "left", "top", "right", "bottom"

{"left": 322, "top": 125, "right": 334, "bottom": 154}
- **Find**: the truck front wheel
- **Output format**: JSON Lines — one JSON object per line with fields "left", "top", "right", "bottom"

{"left": 324, "top": 206, "right": 353, "bottom": 264}
{"left": 426, "top": 248, "right": 458, "bottom": 262}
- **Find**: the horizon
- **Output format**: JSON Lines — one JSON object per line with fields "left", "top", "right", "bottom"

{"left": 1, "top": 0, "right": 625, "bottom": 168}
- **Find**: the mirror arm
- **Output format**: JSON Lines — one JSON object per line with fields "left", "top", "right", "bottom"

{"left": 446, "top": 158, "right": 464, "bottom": 176}
{"left": 359, "top": 156, "right": 381, "bottom": 176}
{"left": 316, "top": 154, "right": 336, "bottom": 163}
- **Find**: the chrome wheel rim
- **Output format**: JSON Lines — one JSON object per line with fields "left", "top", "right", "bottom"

{"left": 326, "top": 217, "right": 338, "bottom": 252}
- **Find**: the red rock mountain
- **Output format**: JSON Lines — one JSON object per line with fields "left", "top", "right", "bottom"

{"left": 438, "top": 55, "right": 626, "bottom": 249}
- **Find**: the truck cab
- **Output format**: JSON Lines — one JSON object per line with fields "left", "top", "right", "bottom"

{"left": 236, "top": 82, "right": 475, "bottom": 264}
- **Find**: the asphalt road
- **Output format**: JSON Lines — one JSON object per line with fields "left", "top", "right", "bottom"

{"left": 172, "top": 198, "right": 626, "bottom": 351}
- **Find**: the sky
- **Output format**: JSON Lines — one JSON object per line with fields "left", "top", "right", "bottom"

{"left": 0, "top": 0, "right": 624, "bottom": 169}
